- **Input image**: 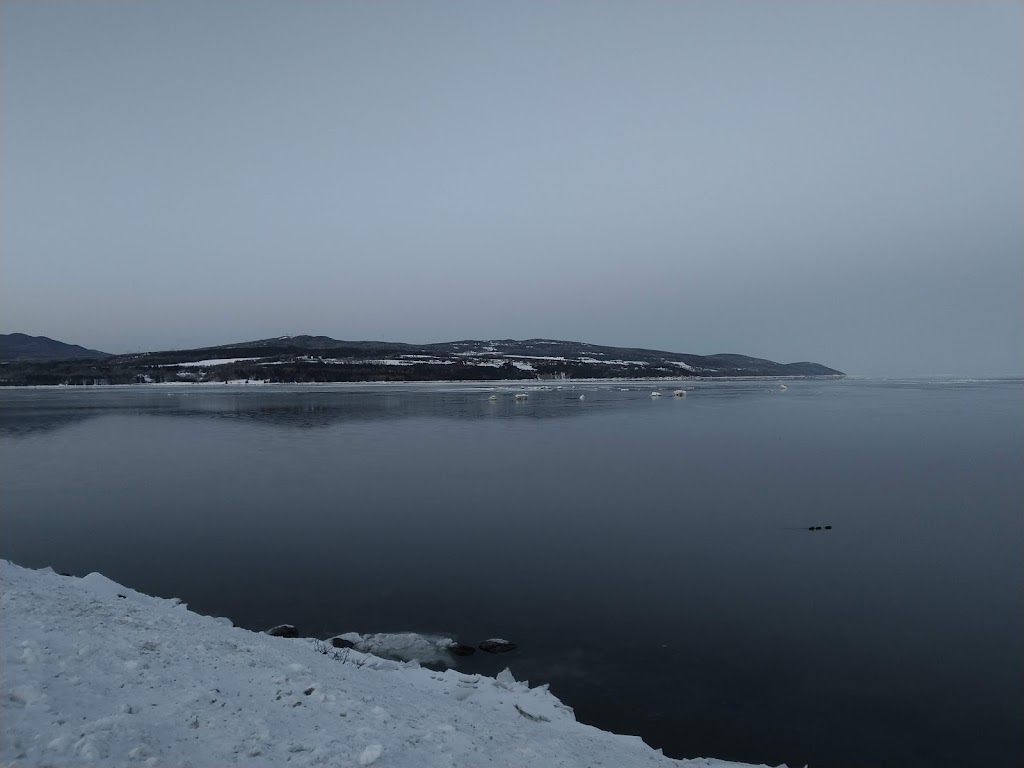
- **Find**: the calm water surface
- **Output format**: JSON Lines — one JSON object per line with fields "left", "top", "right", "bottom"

{"left": 1, "top": 378, "right": 1021, "bottom": 767}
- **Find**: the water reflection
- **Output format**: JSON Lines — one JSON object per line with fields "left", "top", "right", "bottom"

{"left": 0, "top": 382, "right": 683, "bottom": 436}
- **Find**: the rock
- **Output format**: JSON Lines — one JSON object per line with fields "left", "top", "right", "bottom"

{"left": 265, "top": 624, "right": 299, "bottom": 638}
{"left": 447, "top": 642, "right": 476, "bottom": 657}
{"left": 478, "top": 638, "right": 518, "bottom": 654}
{"left": 825, "top": 525, "right": 833, "bottom": 530}
{"left": 330, "top": 636, "right": 355, "bottom": 649}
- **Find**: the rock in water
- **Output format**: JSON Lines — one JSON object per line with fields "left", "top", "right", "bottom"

{"left": 447, "top": 642, "right": 476, "bottom": 657}
{"left": 265, "top": 624, "right": 299, "bottom": 638}
{"left": 479, "top": 638, "right": 518, "bottom": 654}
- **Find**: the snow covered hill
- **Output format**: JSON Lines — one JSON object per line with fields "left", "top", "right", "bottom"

{"left": 1, "top": 560, "right": 771, "bottom": 767}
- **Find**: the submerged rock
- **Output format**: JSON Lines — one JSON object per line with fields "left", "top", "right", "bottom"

{"left": 479, "top": 639, "right": 518, "bottom": 654}
{"left": 265, "top": 624, "right": 299, "bottom": 638}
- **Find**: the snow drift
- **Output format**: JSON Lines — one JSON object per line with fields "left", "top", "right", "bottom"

{"left": 1, "top": 560, "right": 769, "bottom": 767}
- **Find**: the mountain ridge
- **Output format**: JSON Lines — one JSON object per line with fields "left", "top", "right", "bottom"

{"left": 0, "top": 333, "right": 843, "bottom": 385}
{"left": 0, "top": 333, "right": 111, "bottom": 362}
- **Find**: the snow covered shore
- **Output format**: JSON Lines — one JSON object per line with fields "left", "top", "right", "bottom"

{"left": 1, "top": 560, "right": 769, "bottom": 767}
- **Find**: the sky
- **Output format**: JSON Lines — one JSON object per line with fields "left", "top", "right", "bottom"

{"left": 1, "top": 0, "right": 1021, "bottom": 376}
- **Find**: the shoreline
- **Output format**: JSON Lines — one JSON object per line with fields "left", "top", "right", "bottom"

{"left": 1, "top": 558, "right": 769, "bottom": 767}
{"left": 0, "top": 375, "right": 846, "bottom": 391}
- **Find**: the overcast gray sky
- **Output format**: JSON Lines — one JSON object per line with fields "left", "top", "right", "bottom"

{"left": 1, "top": 0, "right": 1021, "bottom": 375}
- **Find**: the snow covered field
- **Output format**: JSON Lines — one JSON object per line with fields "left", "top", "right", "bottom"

{"left": 1, "top": 560, "right": 767, "bottom": 767}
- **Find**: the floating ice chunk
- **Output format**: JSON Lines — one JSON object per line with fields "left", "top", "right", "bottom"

{"left": 335, "top": 632, "right": 456, "bottom": 666}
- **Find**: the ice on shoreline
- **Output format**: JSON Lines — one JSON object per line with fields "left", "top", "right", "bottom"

{"left": 333, "top": 632, "right": 457, "bottom": 666}
{"left": 1, "top": 559, "right": 770, "bottom": 767}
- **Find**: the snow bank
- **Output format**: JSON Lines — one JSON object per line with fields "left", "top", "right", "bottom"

{"left": 1, "top": 560, "right": 768, "bottom": 767}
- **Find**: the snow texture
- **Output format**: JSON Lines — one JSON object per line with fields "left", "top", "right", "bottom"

{"left": 1, "top": 560, "right": 770, "bottom": 768}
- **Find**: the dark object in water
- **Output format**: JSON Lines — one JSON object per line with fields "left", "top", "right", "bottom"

{"left": 479, "top": 639, "right": 518, "bottom": 654}
{"left": 808, "top": 526, "right": 816, "bottom": 531}
{"left": 814, "top": 526, "right": 823, "bottom": 530}
{"left": 825, "top": 525, "right": 833, "bottom": 530}
{"left": 448, "top": 642, "right": 476, "bottom": 657}
{"left": 265, "top": 624, "right": 299, "bottom": 638}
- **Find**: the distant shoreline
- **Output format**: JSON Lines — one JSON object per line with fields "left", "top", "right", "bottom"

{"left": 0, "top": 375, "right": 847, "bottom": 391}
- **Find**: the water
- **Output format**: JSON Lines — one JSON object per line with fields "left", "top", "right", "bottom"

{"left": 1, "top": 378, "right": 1021, "bottom": 767}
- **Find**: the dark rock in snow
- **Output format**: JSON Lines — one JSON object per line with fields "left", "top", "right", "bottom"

{"left": 479, "top": 639, "right": 518, "bottom": 654}
{"left": 447, "top": 643, "right": 476, "bottom": 657}
{"left": 330, "top": 636, "right": 355, "bottom": 649}
{"left": 265, "top": 624, "right": 299, "bottom": 638}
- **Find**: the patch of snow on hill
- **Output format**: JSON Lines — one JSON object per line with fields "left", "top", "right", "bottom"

{"left": 500, "top": 355, "right": 568, "bottom": 362}
{"left": 163, "top": 357, "right": 264, "bottom": 368}
{"left": 0, "top": 560, "right": 769, "bottom": 768}
{"left": 579, "top": 358, "right": 649, "bottom": 366}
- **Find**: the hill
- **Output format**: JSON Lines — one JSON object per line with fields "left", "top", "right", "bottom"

{"left": 0, "top": 333, "right": 110, "bottom": 362}
{"left": 0, "top": 334, "right": 843, "bottom": 385}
